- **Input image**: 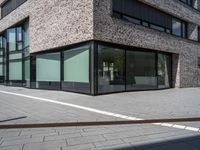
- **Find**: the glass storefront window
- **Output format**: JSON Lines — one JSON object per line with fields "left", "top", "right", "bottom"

{"left": 0, "top": 64, "right": 3, "bottom": 76}
{"left": 1, "top": 21, "right": 29, "bottom": 85}
{"left": 9, "top": 61, "right": 22, "bottom": 80}
{"left": 62, "top": 45, "right": 90, "bottom": 93}
{"left": 25, "top": 59, "right": 30, "bottom": 81}
{"left": 64, "top": 46, "right": 89, "bottom": 83}
{"left": 158, "top": 53, "right": 171, "bottom": 88}
{"left": 36, "top": 52, "right": 60, "bottom": 82}
{"left": 126, "top": 51, "right": 157, "bottom": 90}
{"left": 97, "top": 45, "right": 125, "bottom": 93}
{"left": 9, "top": 52, "right": 22, "bottom": 81}
{"left": 0, "top": 36, "right": 4, "bottom": 77}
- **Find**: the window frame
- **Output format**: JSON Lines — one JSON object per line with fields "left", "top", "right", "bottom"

{"left": 179, "top": 0, "right": 193, "bottom": 7}
{"left": 198, "top": 26, "right": 200, "bottom": 42}
{"left": 1, "top": 0, "right": 27, "bottom": 18}
{"left": 112, "top": 0, "right": 188, "bottom": 39}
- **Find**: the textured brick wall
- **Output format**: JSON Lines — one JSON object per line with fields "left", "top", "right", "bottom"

{"left": 0, "top": 0, "right": 94, "bottom": 53}
{"left": 93, "top": 0, "right": 200, "bottom": 88}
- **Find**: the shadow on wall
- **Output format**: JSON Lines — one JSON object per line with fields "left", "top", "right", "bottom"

{"left": 115, "top": 135, "right": 200, "bottom": 150}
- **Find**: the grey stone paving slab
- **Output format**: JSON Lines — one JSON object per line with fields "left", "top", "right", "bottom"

{"left": 23, "top": 140, "right": 67, "bottom": 150}
{"left": 0, "top": 144, "right": 24, "bottom": 150}
{"left": 92, "top": 143, "right": 134, "bottom": 150}
{"left": 1, "top": 136, "right": 43, "bottom": 147}
{"left": 62, "top": 143, "right": 95, "bottom": 150}
{"left": 94, "top": 139, "right": 125, "bottom": 148}
{"left": 0, "top": 130, "right": 21, "bottom": 138}
{"left": 0, "top": 86, "right": 200, "bottom": 149}
{"left": 67, "top": 135, "right": 106, "bottom": 146}
{"left": 0, "top": 135, "right": 31, "bottom": 143}
{"left": 44, "top": 132, "right": 82, "bottom": 141}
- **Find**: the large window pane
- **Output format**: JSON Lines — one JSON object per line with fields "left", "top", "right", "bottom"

{"left": 62, "top": 45, "right": 90, "bottom": 94}
{"left": 23, "top": 21, "right": 29, "bottom": 48}
{"left": 172, "top": 18, "right": 181, "bottom": 36}
{"left": 64, "top": 46, "right": 89, "bottom": 83}
{"left": 4, "top": 58, "right": 6, "bottom": 80}
{"left": 98, "top": 45, "right": 125, "bottom": 93}
{"left": 0, "top": 64, "right": 3, "bottom": 76}
{"left": 9, "top": 61, "right": 22, "bottom": 80}
{"left": 17, "top": 27, "right": 22, "bottom": 42}
{"left": 158, "top": 53, "right": 171, "bottom": 88}
{"left": 126, "top": 51, "right": 157, "bottom": 90}
{"left": 36, "top": 53, "right": 60, "bottom": 82}
{"left": 7, "top": 28, "right": 16, "bottom": 51}
{"left": 0, "top": 37, "right": 3, "bottom": 49}
{"left": 9, "top": 53, "right": 22, "bottom": 60}
{"left": 25, "top": 59, "right": 30, "bottom": 80}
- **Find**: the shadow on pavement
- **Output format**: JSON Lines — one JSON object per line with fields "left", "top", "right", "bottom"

{"left": 115, "top": 135, "right": 200, "bottom": 150}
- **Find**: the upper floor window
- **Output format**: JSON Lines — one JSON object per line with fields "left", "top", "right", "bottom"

{"left": 0, "top": 36, "right": 5, "bottom": 55}
{"left": 113, "top": 0, "right": 188, "bottom": 38}
{"left": 1, "top": 0, "right": 27, "bottom": 18}
{"left": 179, "top": 0, "right": 193, "bottom": 7}
{"left": 172, "top": 18, "right": 187, "bottom": 38}
{"left": 7, "top": 26, "right": 24, "bottom": 52}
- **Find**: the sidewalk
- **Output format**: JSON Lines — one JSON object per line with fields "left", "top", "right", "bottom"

{"left": 0, "top": 86, "right": 200, "bottom": 150}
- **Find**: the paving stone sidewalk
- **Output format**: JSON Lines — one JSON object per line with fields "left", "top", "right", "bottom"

{"left": 0, "top": 86, "right": 200, "bottom": 149}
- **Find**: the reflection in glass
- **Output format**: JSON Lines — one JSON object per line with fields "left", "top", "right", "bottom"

{"left": 23, "top": 22, "right": 29, "bottom": 48}
{"left": 126, "top": 51, "right": 157, "bottom": 90}
{"left": 98, "top": 45, "right": 125, "bottom": 93}
{"left": 0, "top": 37, "right": 3, "bottom": 77}
{"left": 122, "top": 15, "right": 141, "bottom": 25}
{"left": 158, "top": 54, "right": 171, "bottom": 88}
{"left": 17, "top": 27, "right": 22, "bottom": 41}
{"left": 0, "top": 64, "right": 3, "bottom": 76}
{"left": 25, "top": 59, "right": 30, "bottom": 81}
{"left": 172, "top": 18, "right": 181, "bottom": 36}
{"left": 7, "top": 28, "right": 16, "bottom": 51}
{"left": 150, "top": 24, "right": 165, "bottom": 32}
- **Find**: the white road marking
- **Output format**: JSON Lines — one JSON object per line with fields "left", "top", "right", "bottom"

{"left": 0, "top": 90, "right": 199, "bottom": 132}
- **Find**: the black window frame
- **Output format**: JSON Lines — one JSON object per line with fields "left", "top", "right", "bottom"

{"left": 3, "top": 20, "right": 29, "bottom": 86}
{"left": 179, "top": 0, "right": 193, "bottom": 7}
{"left": 171, "top": 17, "right": 188, "bottom": 38}
{"left": 1, "top": 0, "right": 27, "bottom": 18}
{"left": 112, "top": 0, "right": 188, "bottom": 39}
{"left": 198, "top": 57, "right": 200, "bottom": 68}
{"left": 198, "top": 26, "right": 200, "bottom": 42}
{"left": 93, "top": 41, "right": 173, "bottom": 95}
